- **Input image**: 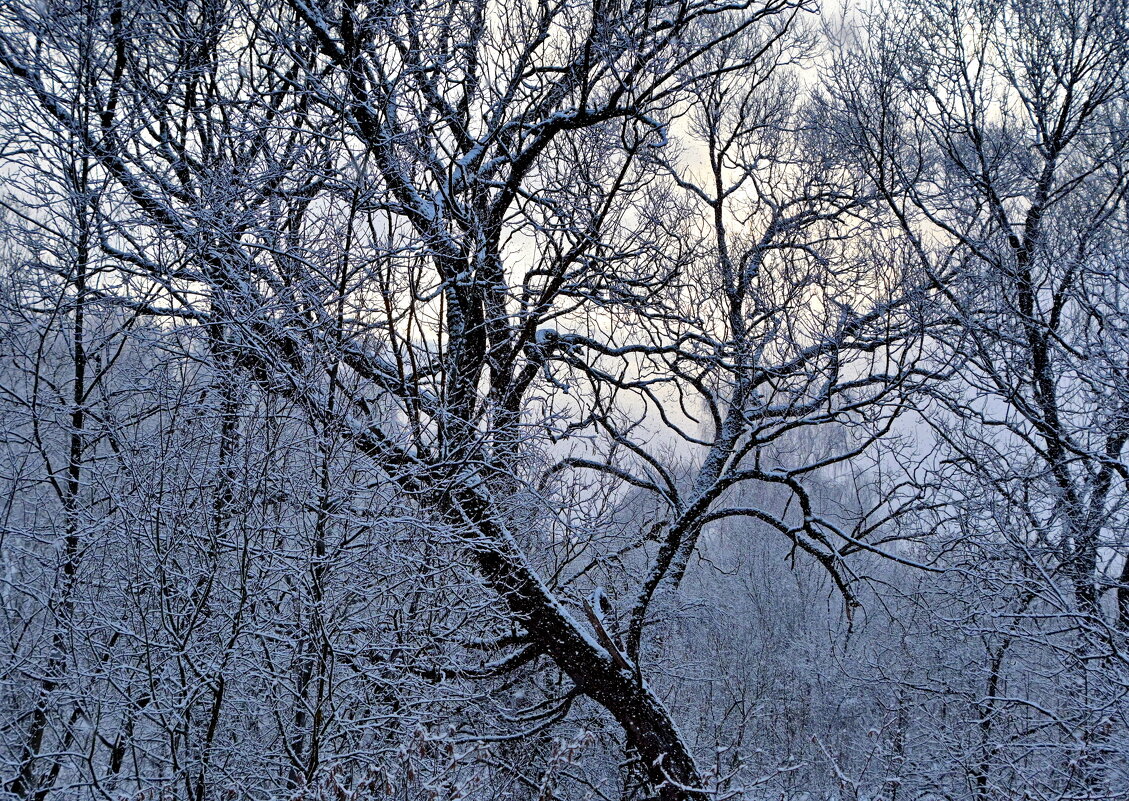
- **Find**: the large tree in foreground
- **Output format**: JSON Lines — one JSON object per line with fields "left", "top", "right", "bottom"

{"left": 0, "top": 0, "right": 928, "bottom": 797}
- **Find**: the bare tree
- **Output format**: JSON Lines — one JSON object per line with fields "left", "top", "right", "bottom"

{"left": 828, "top": 0, "right": 1129, "bottom": 796}
{"left": 0, "top": 0, "right": 955, "bottom": 797}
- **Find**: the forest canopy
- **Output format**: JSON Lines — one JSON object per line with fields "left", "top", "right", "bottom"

{"left": 0, "top": 0, "right": 1127, "bottom": 799}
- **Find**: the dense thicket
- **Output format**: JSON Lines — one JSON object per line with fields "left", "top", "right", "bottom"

{"left": 0, "top": 0, "right": 1126, "bottom": 799}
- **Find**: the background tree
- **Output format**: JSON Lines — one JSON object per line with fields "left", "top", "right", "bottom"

{"left": 827, "top": 0, "right": 1129, "bottom": 797}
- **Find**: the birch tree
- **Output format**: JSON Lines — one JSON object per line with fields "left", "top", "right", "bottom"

{"left": 0, "top": 0, "right": 932, "bottom": 797}
{"left": 828, "top": 0, "right": 1129, "bottom": 796}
